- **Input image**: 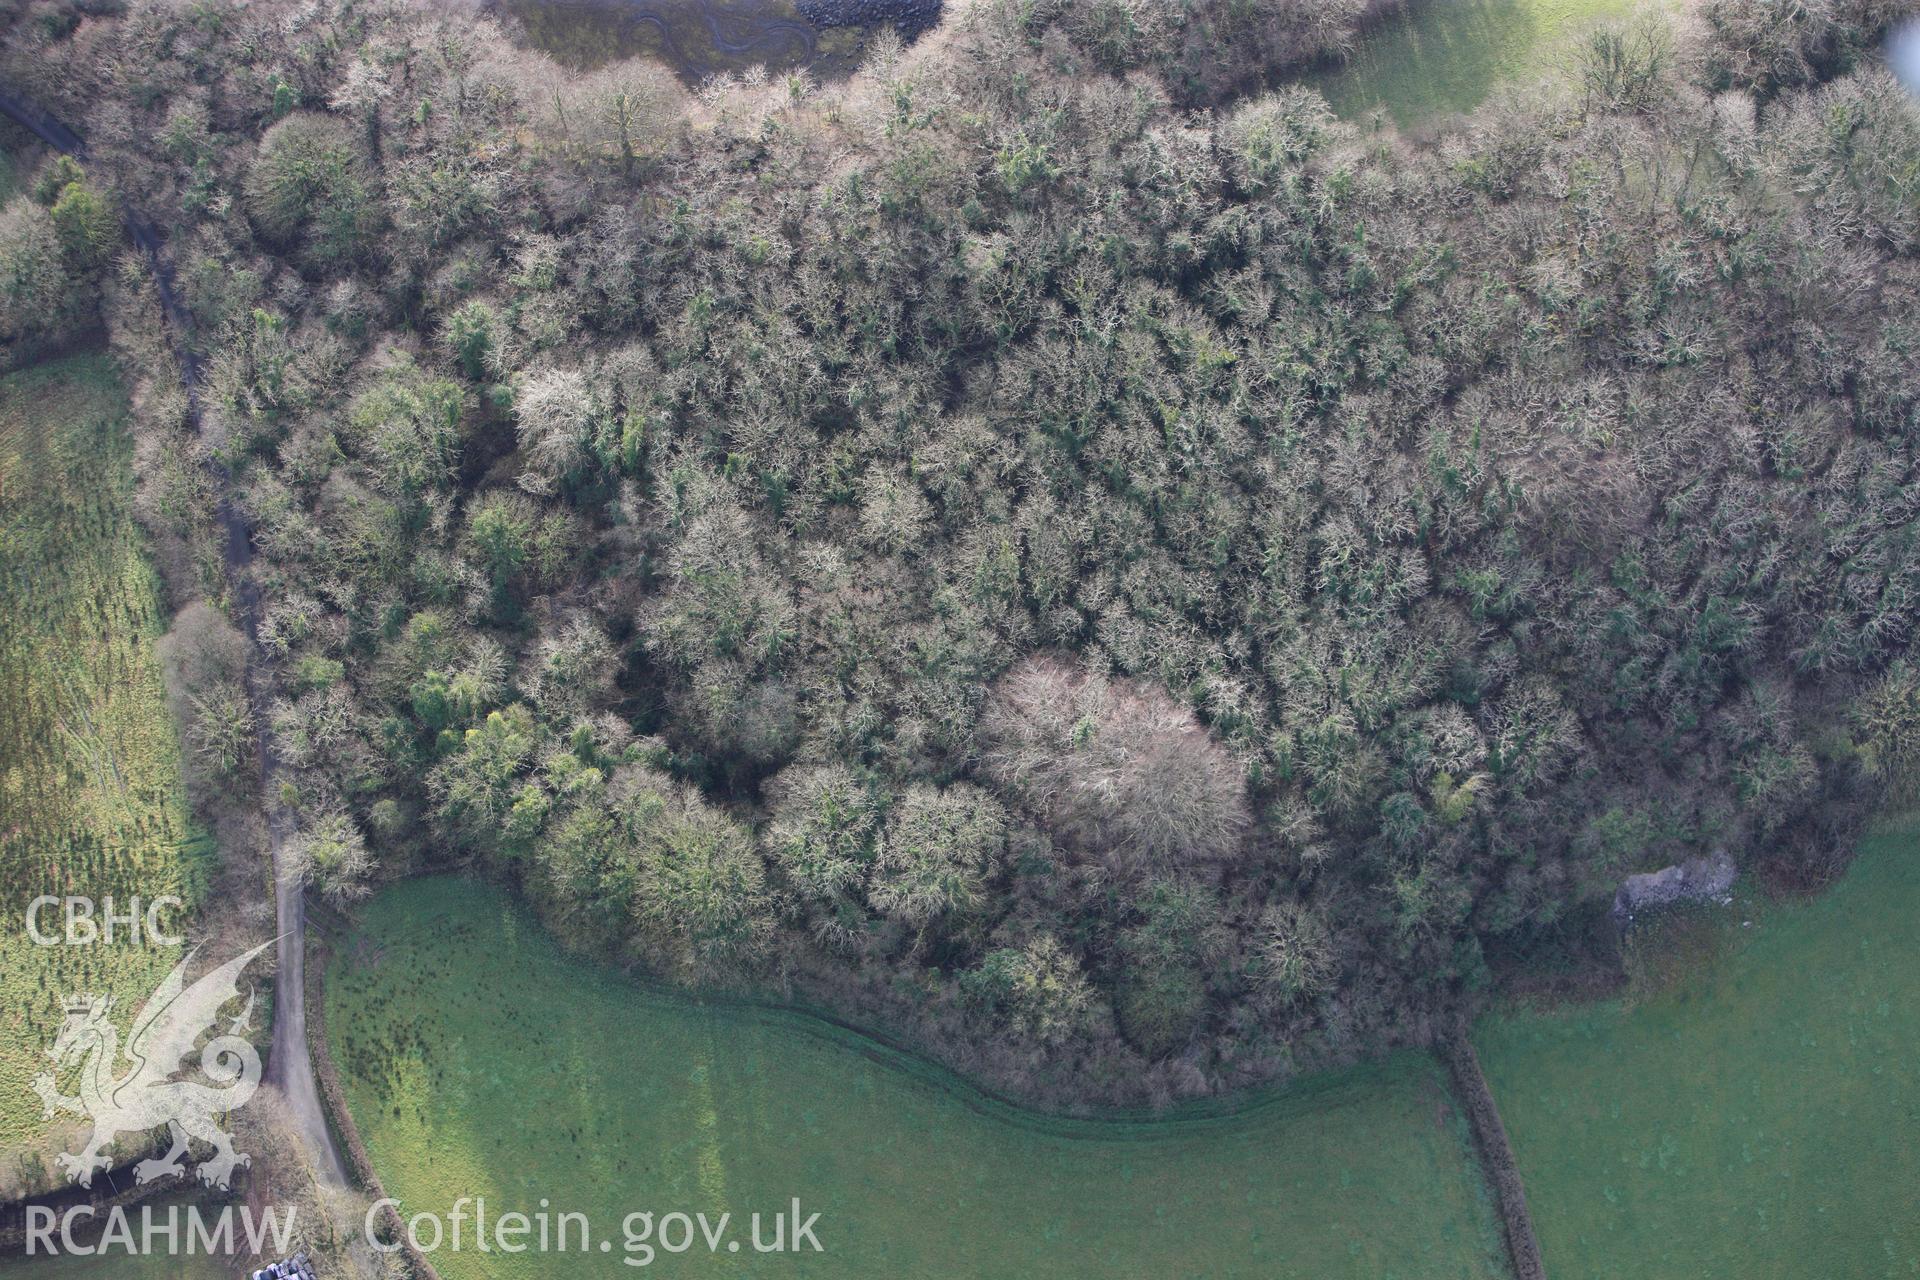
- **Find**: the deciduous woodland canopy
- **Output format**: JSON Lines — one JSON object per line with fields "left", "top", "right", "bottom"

{"left": 5, "top": 0, "right": 1920, "bottom": 1105}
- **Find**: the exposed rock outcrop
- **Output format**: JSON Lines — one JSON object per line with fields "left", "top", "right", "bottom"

{"left": 1613, "top": 849, "right": 1737, "bottom": 927}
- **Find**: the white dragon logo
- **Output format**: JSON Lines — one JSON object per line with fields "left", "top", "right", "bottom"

{"left": 32, "top": 940, "right": 273, "bottom": 1189}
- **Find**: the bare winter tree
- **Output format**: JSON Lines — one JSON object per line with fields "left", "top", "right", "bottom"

{"left": 978, "top": 657, "right": 1250, "bottom": 874}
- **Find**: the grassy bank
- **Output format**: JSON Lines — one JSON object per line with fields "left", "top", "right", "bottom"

{"left": 498, "top": 0, "right": 870, "bottom": 83}
{"left": 1307, "top": 0, "right": 1672, "bottom": 125}
{"left": 10, "top": 1248, "right": 232, "bottom": 1278}
{"left": 1475, "top": 819, "right": 1920, "bottom": 1278}
{"left": 0, "top": 354, "right": 212, "bottom": 1196}
{"left": 327, "top": 876, "right": 1506, "bottom": 1279}
{"left": 12, "top": 1228, "right": 234, "bottom": 1280}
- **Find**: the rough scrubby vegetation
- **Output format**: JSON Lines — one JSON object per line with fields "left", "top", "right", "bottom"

{"left": 0, "top": 354, "right": 213, "bottom": 1196}
{"left": 0, "top": 151, "right": 118, "bottom": 368}
{"left": 5, "top": 0, "right": 1920, "bottom": 1106}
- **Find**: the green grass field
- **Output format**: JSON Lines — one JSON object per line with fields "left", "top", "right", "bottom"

{"left": 11, "top": 1247, "right": 233, "bottom": 1278}
{"left": 11, "top": 1206, "right": 239, "bottom": 1280}
{"left": 1476, "top": 819, "right": 1920, "bottom": 1279}
{"left": 327, "top": 876, "right": 1506, "bottom": 1279}
{"left": 0, "top": 354, "right": 212, "bottom": 1196}
{"left": 1307, "top": 0, "right": 1672, "bottom": 126}
{"left": 500, "top": 0, "right": 871, "bottom": 83}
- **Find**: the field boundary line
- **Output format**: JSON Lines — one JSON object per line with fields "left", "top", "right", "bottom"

{"left": 1437, "top": 1020, "right": 1546, "bottom": 1280}
{"left": 304, "top": 930, "right": 447, "bottom": 1280}
{"left": 0, "top": 1159, "right": 182, "bottom": 1255}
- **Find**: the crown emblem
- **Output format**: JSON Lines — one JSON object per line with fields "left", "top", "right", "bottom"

{"left": 61, "top": 993, "right": 105, "bottom": 1016}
